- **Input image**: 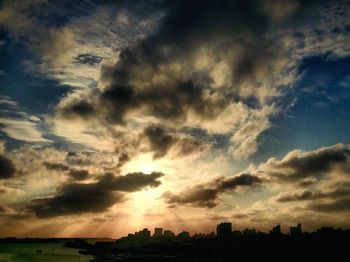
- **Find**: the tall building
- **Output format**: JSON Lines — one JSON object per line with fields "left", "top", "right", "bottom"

{"left": 164, "top": 230, "right": 175, "bottom": 238}
{"left": 217, "top": 222, "right": 232, "bottom": 238}
{"left": 177, "top": 231, "right": 190, "bottom": 239}
{"left": 271, "top": 224, "right": 281, "bottom": 235}
{"left": 136, "top": 228, "right": 151, "bottom": 240}
{"left": 290, "top": 224, "right": 302, "bottom": 235}
{"left": 154, "top": 228, "right": 163, "bottom": 238}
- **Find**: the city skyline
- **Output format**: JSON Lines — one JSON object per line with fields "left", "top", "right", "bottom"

{"left": 114, "top": 222, "right": 336, "bottom": 240}
{"left": 2, "top": 222, "right": 347, "bottom": 260}
{"left": 0, "top": 0, "right": 350, "bottom": 239}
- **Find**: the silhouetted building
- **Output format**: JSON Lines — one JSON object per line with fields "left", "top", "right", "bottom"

{"left": 290, "top": 224, "right": 302, "bottom": 235}
{"left": 243, "top": 228, "right": 257, "bottom": 236}
{"left": 192, "top": 233, "right": 205, "bottom": 239}
{"left": 217, "top": 223, "right": 232, "bottom": 238}
{"left": 232, "top": 230, "right": 242, "bottom": 237}
{"left": 136, "top": 228, "right": 151, "bottom": 240}
{"left": 154, "top": 228, "right": 163, "bottom": 238}
{"left": 76, "top": 225, "right": 350, "bottom": 260}
{"left": 206, "top": 232, "right": 216, "bottom": 238}
{"left": 270, "top": 224, "right": 281, "bottom": 235}
{"left": 317, "top": 227, "right": 334, "bottom": 234}
{"left": 178, "top": 231, "right": 190, "bottom": 239}
{"left": 164, "top": 230, "right": 175, "bottom": 238}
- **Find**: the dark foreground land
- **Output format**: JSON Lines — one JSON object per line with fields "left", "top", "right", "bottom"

{"left": 60, "top": 229, "right": 350, "bottom": 261}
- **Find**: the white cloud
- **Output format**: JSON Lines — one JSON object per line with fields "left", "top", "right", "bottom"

{"left": 0, "top": 96, "right": 17, "bottom": 107}
{"left": 295, "top": 2, "right": 350, "bottom": 58}
{"left": 0, "top": 97, "right": 50, "bottom": 143}
{"left": 0, "top": 117, "right": 50, "bottom": 143}
{"left": 0, "top": 1, "right": 161, "bottom": 89}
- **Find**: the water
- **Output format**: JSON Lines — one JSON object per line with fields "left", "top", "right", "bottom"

{"left": 0, "top": 242, "right": 92, "bottom": 262}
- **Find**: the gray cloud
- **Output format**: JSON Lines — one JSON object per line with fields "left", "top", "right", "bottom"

{"left": 263, "top": 144, "right": 350, "bottom": 183}
{"left": 173, "top": 136, "right": 204, "bottom": 157}
{"left": 27, "top": 171, "right": 164, "bottom": 217}
{"left": 98, "top": 172, "right": 164, "bottom": 192}
{"left": 117, "top": 152, "right": 130, "bottom": 168}
{"left": 276, "top": 190, "right": 324, "bottom": 202}
{"left": 143, "top": 124, "right": 176, "bottom": 159}
{"left": 163, "top": 173, "right": 262, "bottom": 208}
{"left": 0, "top": 204, "right": 29, "bottom": 220}
{"left": 27, "top": 185, "right": 124, "bottom": 218}
{"left": 68, "top": 169, "right": 89, "bottom": 180}
{"left": 51, "top": 0, "right": 347, "bottom": 162}
{"left": 44, "top": 161, "right": 89, "bottom": 180}
{"left": 0, "top": 155, "right": 16, "bottom": 179}
{"left": 0, "top": 204, "right": 9, "bottom": 212}
{"left": 56, "top": 0, "right": 321, "bottom": 125}
{"left": 258, "top": 144, "right": 350, "bottom": 215}
{"left": 276, "top": 187, "right": 350, "bottom": 202}
{"left": 307, "top": 198, "right": 350, "bottom": 213}
{"left": 44, "top": 162, "right": 69, "bottom": 171}
{"left": 142, "top": 124, "right": 205, "bottom": 159}
{"left": 58, "top": 98, "right": 96, "bottom": 120}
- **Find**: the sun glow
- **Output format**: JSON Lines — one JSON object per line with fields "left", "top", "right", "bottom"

{"left": 142, "top": 165, "right": 153, "bottom": 174}
{"left": 123, "top": 153, "right": 164, "bottom": 174}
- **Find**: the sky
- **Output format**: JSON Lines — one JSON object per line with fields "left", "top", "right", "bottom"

{"left": 0, "top": 0, "right": 349, "bottom": 238}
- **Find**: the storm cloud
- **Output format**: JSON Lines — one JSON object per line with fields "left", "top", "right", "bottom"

{"left": 0, "top": 0, "right": 349, "bottom": 235}
{"left": 44, "top": 162, "right": 69, "bottom": 171}
{"left": 307, "top": 198, "right": 350, "bottom": 213}
{"left": 260, "top": 144, "right": 350, "bottom": 183}
{"left": 27, "top": 171, "right": 164, "bottom": 217}
{"left": 0, "top": 155, "right": 16, "bottom": 179}
{"left": 163, "top": 173, "right": 262, "bottom": 208}
{"left": 68, "top": 169, "right": 89, "bottom": 180}
{"left": 256, "top": 144, "right": 350, "bottom": 216}
{"left": 142, "top": 124, "right": 205, "bottom": 159}
{"left": 143, "top": 124, "right": 176, "bottom": 159}
{"left": 276, "top": 187, "right": 350, "bottom": 203}
{"left": 44, "top": 161, "right": 89, "bottom": 180}
{"left": 55, "top": 0, "right": 327, "bottom": 160}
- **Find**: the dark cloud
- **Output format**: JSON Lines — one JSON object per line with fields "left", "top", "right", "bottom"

{"left": 281, "top": 147, "right": 350, "bottom": 179}
{"left": 44, "top": 162, "right": 69, "bottom": 171}
{"left": 276, "top": 187, "right": 350, "bottom": 203}
{"left": 117, "top": 152, "right": 130, "bottom": 168}
{"left": 308, "top": 198, "right": 350, "bottom": 213}
{"left": 163, "top": 173, "right": 262, "bottom": 208}
{"left": 265, "top": 144, "right": 350, "bottom": 182}
{"left": 74, "top": 53, "right": 103, "bottom": 65}
{"left": 142, "top": 124, "right": 206, "bottom": 159}
{"left": 98, "top": 172, "right": 164, "bottom": 192}
{"left": 233, "top": 213, "right": 249, "bottom": 219}
{"left": 0, "top": 204, "right": 28, "bottom": 219}
{"left": 57, "top": 0, "right": 322, "bottom": 125}
{"left": 143, "top": 125, "right": 176, "bottom": 159}
{"left": 27, "top": 171, "right": 164, "bottom": 217}
{"left": 27, "top": 184, "right": 124, "bottom": 218}
{"left": 44, "top": 162, "right": 89, "bottom": 180}
{"left": 217, "top": 173, "right": 262, "bottom": 190}
{"left": 0, "top": 204, "right": 9, "bottom": 212}
{"left": 98, "top": 79, "right": 224, "bottom": 125}
{"left": 174, "top": 136, "right": 204, "bottom": 157}
{"left": 68, "top": 169, "right": 89, "bottom": 180}
{"left": 58, "top": 98, "right": 96, "bottom": 120}
{"left": 164, "top": 187, "right": 218, "bottom": 208}
{"left": 276, "top": 190, "right": 324, "bottom": 202}
{"left": 0, "top": 155, "right": 16, "bottom": 179}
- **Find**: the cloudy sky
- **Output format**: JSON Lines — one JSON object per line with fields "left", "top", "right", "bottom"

{"left": 0, "top": 0, "right": 349, "bottom": 238}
